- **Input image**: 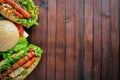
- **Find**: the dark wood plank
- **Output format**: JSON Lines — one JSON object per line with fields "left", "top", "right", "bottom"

{"left": 119, "top": 1, "right": 120, "bottom": 79}
{"left": 111, "top": 0, "right": 119, "bottom": 80}
{"left": 74, "top": 0, "right": 83, "bottom": 80}
{"left": 65, "top": 0, "right": 75, "bottom": 80}
{"left": 56, "top": 0, "right": 65, "bottom": 80}
{"left": 38, "top": 0, "right": 48, "bottom": 80}
{"left": 75, "top": 0, "right": 85, "bottom": 80}
{"left": 47, "top": 0, "right": 56, "bottom": 80}
{"left": 93, "top": 0, "right": 102, "bottom": 80}
{"left": 84, "top": 0, "right": 93, "bottom": 80}
{"left": 101, "top": 0, "right": 111, "bottom": 80}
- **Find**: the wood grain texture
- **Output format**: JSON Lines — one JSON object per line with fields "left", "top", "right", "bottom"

{"left": 76, "top": 0, "right": 84, "bottom": 80}
{"left": 38, "top": 0, "right": 48, "bottom": 80}
{"left": 47, "top": 0, "right": 56, "bottom": 80}
{"left": 101, "top": 0, "right": 111, "bottom": 80}
{"left": 111, "top": 0, "right": 119, "bottom": 80}
{"left": 74, "top": 0, "right": 83, "bottom": 80}
{"left": 93, "top": 0, "right": 102, "bottom": 80}
{"left": 65, "top": 0, "right": 75, "bottom": 80}
{"left": 56, "top": 0, "right": 65, "bottom": 80}
{"left": 84, "top": 0, "right": 93, "bottom": 80}
{"left": 25, "top": 0, "right": 119, "bottom": 80}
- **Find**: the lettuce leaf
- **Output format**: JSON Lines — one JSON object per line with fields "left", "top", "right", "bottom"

{"left": 18, "top": 19, "right": 39, "bottom": 28}
{"left": 13, "top": 37, "right": 28, "bottom": 52}
{"left": 0, "top": 50, "right": 27, "bottom": 74}
{"left": 10, "top": 50, "right": 28, "bottom": 63}
{"left": 28, "top": 44, "right": 43, "bottom": 57}
{"left": 18, "top": 0, "right": 39, "bottom": 28}
{"left": 2, "top": 53, "right": 12, "bottom": 59}
{"left": 0, "top": 61, "right": 11, "bottom": 74}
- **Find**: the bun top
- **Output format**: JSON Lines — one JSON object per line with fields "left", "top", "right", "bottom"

{"left": 0, "top": 20, "right": 19, "bottom": 52}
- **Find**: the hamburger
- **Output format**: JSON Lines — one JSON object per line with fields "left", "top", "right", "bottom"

{"left": 0, "top": 0, "right": 39, "bottom": 28}
{"left": 0, "top": 20, "right": 43, "bottom": 80}
{"left": 0, "top": 0, "right": 42, "bottom": 79}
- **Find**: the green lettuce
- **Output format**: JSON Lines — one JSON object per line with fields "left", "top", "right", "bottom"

{"left": 18, "top": 0, "right": 39, "bottom": 28}
{"left": 28, "top": 44, "right": 43, "bottom": 57}
{"left": 13, "top": 37, "right": 28, "bottom": 52}
{"left": 0, "top": 50, "right": 27, "bottom": 74}
{"left": 18, "top": 19, "right": 39, "bottom": 28}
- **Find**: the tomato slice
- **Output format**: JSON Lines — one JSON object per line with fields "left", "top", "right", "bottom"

{"left": 15, "top": 24, "right": 24, "bottom": 37}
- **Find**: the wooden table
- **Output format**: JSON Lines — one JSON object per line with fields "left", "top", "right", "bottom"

{"left": 26, "top": 0, "right": 119, "bottom": 80}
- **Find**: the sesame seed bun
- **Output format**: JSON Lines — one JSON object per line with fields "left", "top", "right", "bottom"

{"left": 0, "top": 20, "right": 19, "bottom": 51}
